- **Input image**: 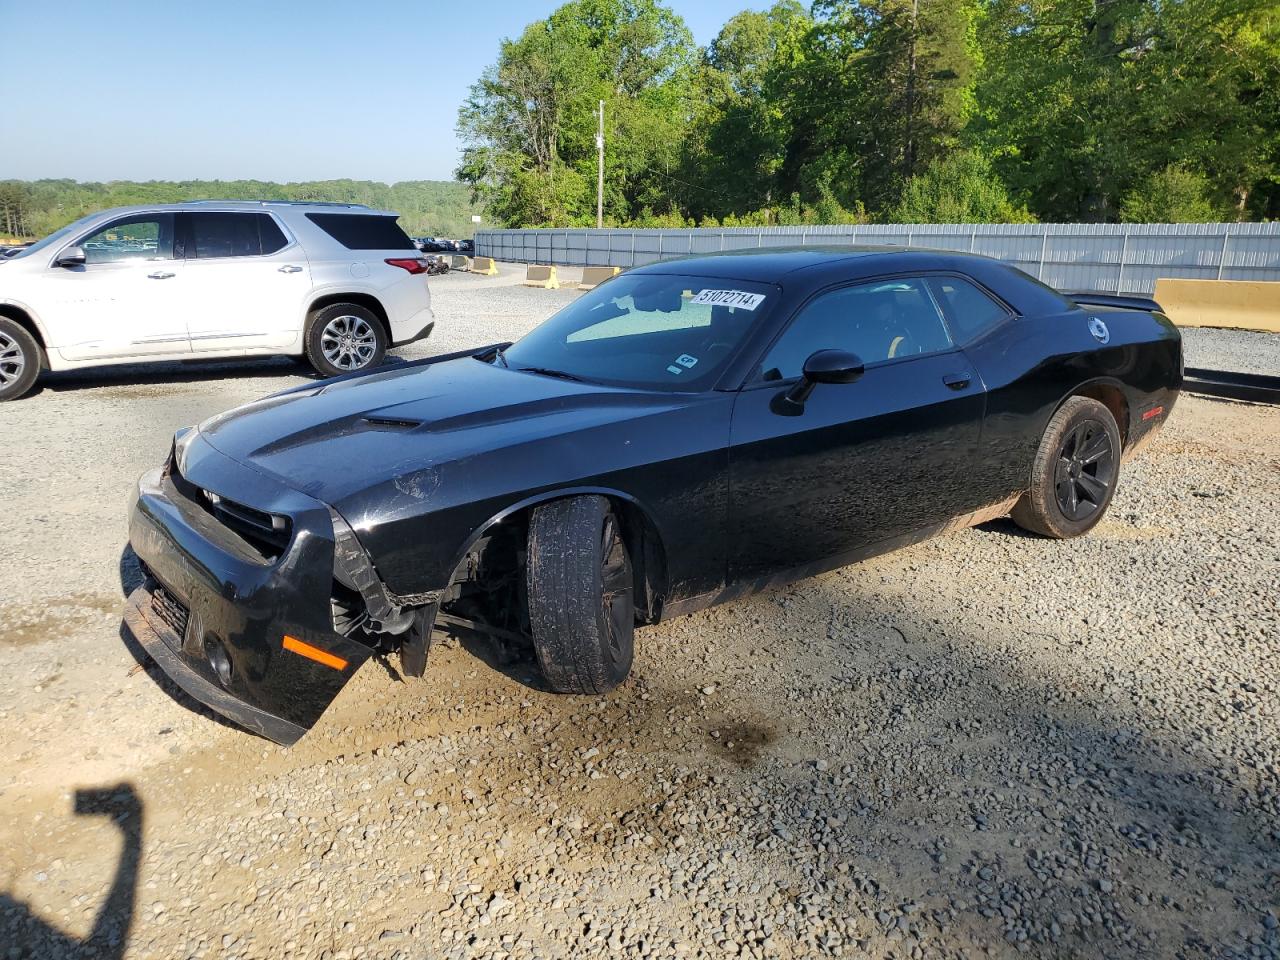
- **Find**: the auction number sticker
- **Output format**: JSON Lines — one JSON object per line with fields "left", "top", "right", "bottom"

{"left": 690, "top": 289, "right": 766, "bottom": 311}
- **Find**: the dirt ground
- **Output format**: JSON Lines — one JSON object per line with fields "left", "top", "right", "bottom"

{"left": 1, "top": 271, "right": 1277, "bottom": 959}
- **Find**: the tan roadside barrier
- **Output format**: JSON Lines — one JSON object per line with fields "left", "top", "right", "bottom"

{"left": 472, "top": 256, "right": 498, "bottom": 276}
{"left": 450, "top": 255, "right": 472, "bottom": 271}
{"left": 1154, "top": 279, "right": 1280, "bottom": 334}
{"left": 578, "top": 265, "right": 621, "bottom": 290}
{"left": 524, "top": 264, "right": 560, "bottom": 289}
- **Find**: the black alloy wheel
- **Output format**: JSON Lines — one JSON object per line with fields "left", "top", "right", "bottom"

{"left": 1053, "top": 418, "right": 1117, "bottom": 522}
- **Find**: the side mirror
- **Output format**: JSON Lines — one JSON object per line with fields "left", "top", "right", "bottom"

{"left": 784, "top": 349, "right": 864, "bottom": 407}
{"left": 54, "top": 246, "right": 87, "bottom": 268}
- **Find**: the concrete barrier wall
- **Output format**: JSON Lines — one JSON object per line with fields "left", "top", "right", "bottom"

{"left": 475, "top": 223, "right": 1280, "bottom": 297}
{"left": 1155, "top": 279, "right": 1280, "bottom": 333}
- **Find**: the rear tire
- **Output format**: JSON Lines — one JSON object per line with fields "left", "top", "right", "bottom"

{"left": 304, "top": 304, "right": 387, "bottom": 378}
{"left": 0, "top": 318, "right": 41, "bottom": 402}
{"left": 1011, "top": 396, "right": 1121, "bottom": 539}
{"left": 526, "top": 496, "right": 634, "bottom": 694}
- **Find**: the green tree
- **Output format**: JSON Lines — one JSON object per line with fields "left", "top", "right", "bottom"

{"left": 975, "top": 0, "right": 1280, "bottom": 221}
{"left": 456, "top": 0, "right": 697, "bottom": 226}
{"left": 0, "top": 183, "right": 31, "bottom": 238}
{"left": 681, "top": 1, "right": 812, "bottom": 218}
{"left": 889, "top": 150, "right": 1035, "bottom": 222}
{"left": 1119, "top": 166, "right": 1223, "bottom": 222}
{"left": 788, "top": 0, "right": 982, "bottom": 214}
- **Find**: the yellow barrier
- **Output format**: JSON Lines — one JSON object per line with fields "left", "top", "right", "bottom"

{"left": 1154, "top": 279, "right": 1280, "bottom": 334}
{"left": 472, "top": 256, "right": 498, "bottom": 276}
{"left": 523, "top": 264, "right": 560, "bottom": 289}
{"left": 578, "top": 265, "right": 621, "bottom": 290}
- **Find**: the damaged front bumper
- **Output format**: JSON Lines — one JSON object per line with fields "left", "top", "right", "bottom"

{"left": 124, "top": 433, "right": 380, "bottom": 744}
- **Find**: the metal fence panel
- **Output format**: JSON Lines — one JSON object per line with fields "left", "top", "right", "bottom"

{"left": 474, "top": 224, "right": 1280, "bottom": 294}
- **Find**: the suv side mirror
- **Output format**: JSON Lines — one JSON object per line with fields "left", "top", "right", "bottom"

{"left": 784, "top": 349, "right": 865, "bottom": 406}
{"left": 54, "top": 246, "right": 87, "bottom": 268}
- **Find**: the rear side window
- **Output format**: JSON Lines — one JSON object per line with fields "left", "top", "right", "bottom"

{"left": 929, "top": 276, "right": 1011, "bottom": 342}
{"left": 306, "top": 213, "right": 415, "bottom": 250}
{"left": 188, "top": 213, "right": 289, "bottom": 259}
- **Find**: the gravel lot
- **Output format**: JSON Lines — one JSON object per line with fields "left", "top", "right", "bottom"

{"left": 1180, "top": 327, "right": 1280, "bottom": 376}
{"left": 1, "top": 264, "right": 1277, "bottom": 960}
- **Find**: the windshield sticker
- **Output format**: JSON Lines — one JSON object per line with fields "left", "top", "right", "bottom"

{"left": 675, "top": 354, "right": 698, "bottom": 368}
{"left": 690, "top": 289, "right": 766, "bottom": 311}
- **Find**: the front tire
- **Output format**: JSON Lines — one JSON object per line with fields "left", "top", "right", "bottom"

{"left": 0, "top": 319, "right": 41, "bottom": 402}
{"left": 304, "top": 304, "right": 387, "bottom": 378}
{"left": 526, "top": 496, "right": 634, "bottom": 694}
{"left": 1011, "top": 396, "right": 1121, "bottom": 539}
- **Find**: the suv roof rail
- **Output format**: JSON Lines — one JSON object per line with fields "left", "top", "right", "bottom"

{"left": 178, "top": 199, "right": 374, "bottom": 209}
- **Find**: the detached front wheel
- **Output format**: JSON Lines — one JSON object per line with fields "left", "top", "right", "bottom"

{"left": 527, "top": 496, "right": 634, "bottom": 694}
{"left": 1011, "top": 396, "right": 1121, "bottom": 538}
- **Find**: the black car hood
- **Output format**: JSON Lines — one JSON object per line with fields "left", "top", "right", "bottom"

{"left": 198, "top": 356, "right": 691, "bottom": 507}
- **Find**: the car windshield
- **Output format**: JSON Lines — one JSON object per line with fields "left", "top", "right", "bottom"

{"left": 500, "top": 272, "right": 777, "bottom": 391}
{"left": 10, "top": 213, "right": 101, "bottom": 259}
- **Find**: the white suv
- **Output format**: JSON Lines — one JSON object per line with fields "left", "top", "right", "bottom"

{"left": 0, "top": 200, "right": 436, "bottom": 400}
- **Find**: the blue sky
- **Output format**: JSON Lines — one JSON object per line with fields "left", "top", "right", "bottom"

{"left": 0, "top": 0, "right": 770, "bottom": 184}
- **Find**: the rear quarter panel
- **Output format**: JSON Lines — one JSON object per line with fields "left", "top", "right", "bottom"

{"left": 964, "top": 305, "right": 1182, "bottom": 498}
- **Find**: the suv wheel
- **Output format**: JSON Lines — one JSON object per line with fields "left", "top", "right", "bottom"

{"left": 0, "top": 318, "right": 42, "bottom": 401}
{"left": 305, "top": 304, "right": 387, "bottom": 378}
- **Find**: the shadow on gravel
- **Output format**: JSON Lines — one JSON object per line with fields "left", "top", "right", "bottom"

{"left": 722, "top": 575, "right": 1280, "bottom": 957}
{"left": 0, "top": 783, "right": 142, "bottom": 959}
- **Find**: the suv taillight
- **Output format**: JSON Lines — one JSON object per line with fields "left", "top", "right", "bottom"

{"left": 385, "top": 258, "right": 430, "bottom": 275}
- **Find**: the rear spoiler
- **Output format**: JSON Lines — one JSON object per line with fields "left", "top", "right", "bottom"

{"left": 1066, "top": 291, "right": 1163, "bottom": 313}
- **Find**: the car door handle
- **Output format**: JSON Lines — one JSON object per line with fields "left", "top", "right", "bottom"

{"left": 147, "top": 271, "right": 175, "bottom": 280}
{"left": 942, "top": 373, "right": 971, "bottom": 390}
{"left": 278, "top": 264, "right": 303, "bottom": 274}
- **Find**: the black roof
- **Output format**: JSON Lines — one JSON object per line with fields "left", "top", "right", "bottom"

{"left": 629, "top": 244, "right": 1005, "bottom": 284}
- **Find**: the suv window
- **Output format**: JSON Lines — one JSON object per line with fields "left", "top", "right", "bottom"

{"left": 80, "top": 214, "right": 175, "bottom": 264}
{"left": 188, "top": 213, "right": 289, "bottom": 259}
{"left": 759, "top": 277, "right": 953, "bottom": 381}
{"left": 306, "top": 213, "right": 415, "bottom": 251}
{"left": 929, "top": 276, "right": 1010, "bottom": 342}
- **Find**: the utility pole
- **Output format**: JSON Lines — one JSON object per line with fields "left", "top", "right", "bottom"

{"left": 596, "top": 100, "right": 605, "bottom": 229}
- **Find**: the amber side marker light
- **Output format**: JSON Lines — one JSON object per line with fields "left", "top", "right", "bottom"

{"left": 283, "top": 635, "right": 348, "bottom": 671}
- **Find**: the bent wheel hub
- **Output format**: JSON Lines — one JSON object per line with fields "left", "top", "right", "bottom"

{"left": 0, "top": 332, "right": 25, "bottom": 387}
{"left": 1054, "top": 418, "right": 1115, "bottom": 522}
{"left": 320, "top": 315, "right": 377, "bottom": 371}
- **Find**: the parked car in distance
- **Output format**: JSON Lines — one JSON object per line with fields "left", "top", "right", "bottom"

{"left": 124, "top": 246, "right": 1181, "bottom": 744}
{"left": 0, "top": 201, "right": 436, "bottom": 400}
{"left": 457, "top": 239, "right": 475, "bottom": 254}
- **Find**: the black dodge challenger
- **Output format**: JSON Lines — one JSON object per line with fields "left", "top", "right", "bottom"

{"left": 124, "top": 247, "right": 1182, "bottom": 743}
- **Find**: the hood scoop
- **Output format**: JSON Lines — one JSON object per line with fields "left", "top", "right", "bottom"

{"left": 361, "top": 415, "right": 424, "bottom": 430}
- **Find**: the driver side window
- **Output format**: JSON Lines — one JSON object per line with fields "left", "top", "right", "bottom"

{"left": 759, "top": 277, "right": 952, "bottom": 381}
{"left": 79, "top": 214, "right": 175, "bottom": 264}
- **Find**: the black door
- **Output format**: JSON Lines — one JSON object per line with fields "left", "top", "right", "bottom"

{"left": 728, "top": 276, "right": 989, "bottom": 584}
